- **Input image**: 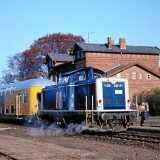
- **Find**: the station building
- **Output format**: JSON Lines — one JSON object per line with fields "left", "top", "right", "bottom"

{"left": 44, "top": 37, "right": 160, "bottom": 99}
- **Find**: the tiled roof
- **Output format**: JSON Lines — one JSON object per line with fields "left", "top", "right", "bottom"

{"left": 75, "top": 42, "right": 160, "bottom": 54}
{"left": 106, "top": 62, "right": 160, "bottom": 78}
{"left": 48, "top": 53, "right": 75, "bottom": 61}
{"left": 106, "top": 64, "right": 130, "bottom": 76}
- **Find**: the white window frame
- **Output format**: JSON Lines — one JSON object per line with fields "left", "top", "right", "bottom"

{"left": 132, "top": 71, "right": 136, "bottom": 80}
{"left": 125, "top": 73, "right": 129, "bottom": 79}
{"left": 139, "top": 73, "right": 142, "bottom": 80}
{"left": 117, "top": 73, "right": 121, "bottom": 78}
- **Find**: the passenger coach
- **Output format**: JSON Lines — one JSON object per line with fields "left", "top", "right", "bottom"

{"left": 0, "top": 78, "right": 55, "bottom": 122}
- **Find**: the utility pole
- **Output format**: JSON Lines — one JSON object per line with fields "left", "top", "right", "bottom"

{"left": 87, "top": 32, "right": 95, "bottom": 43}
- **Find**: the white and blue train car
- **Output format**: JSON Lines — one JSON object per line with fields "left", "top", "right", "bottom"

{"left": 38, "top": 67, "right": 132, "bottom": 130}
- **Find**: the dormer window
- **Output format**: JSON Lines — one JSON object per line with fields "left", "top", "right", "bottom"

{"left": 48, "top": 59, "right": 54, "bottom": 68}
{"left": 76, "top": 50, "right": 84, "bottom": 59}
{"left": 76, "top": 51, "right": 80, "bottom": 59}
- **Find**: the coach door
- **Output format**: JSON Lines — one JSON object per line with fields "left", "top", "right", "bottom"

{"left": 16, "top": 94, "right": 22, "bottom": 116}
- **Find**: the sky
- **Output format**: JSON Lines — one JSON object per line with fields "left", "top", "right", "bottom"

{"left": 0, "top": 0, "right": 160, "bottom": 78}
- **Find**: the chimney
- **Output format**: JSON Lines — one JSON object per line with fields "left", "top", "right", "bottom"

{"left": 108, "top": 37, "right": 114, "bottom": 48}
{"left": 119, "top": 38, "right": 126, "bottom": 49}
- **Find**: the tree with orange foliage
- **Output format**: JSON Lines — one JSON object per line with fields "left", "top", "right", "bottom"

{"left": 2, "top": 33, "right": 84, "bottom": 83}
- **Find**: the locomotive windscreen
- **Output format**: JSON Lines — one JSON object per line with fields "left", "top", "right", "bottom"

{"left": 102, "top": 82, "right": 126, "bottom": 110}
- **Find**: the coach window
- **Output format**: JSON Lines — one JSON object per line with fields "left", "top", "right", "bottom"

{"left": 5, "top": 88, "right": 10, "bottom": 96}
{"left": 5, "top": 106, "right": 9, "bottom": 114}
{"left": 132, "top": 71, "right": 136, "bottom": 80}
{"left": 11, "top": 87, "right": 15, "bottom": 95}
{"left": 23, "top": 92, "right": 28, "bottom": 103}
{"left": 0, "top": 90, "right": 4, "bottom": 96}
{"left": 11, "top": 105, "right": 15, "bottom": 114}
{"left": 0, "top": 106, "right": 2, "bottom": 113}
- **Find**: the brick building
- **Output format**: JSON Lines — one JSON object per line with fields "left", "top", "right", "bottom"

{"left": 45, "top": 37, "right": 160, "bottom": 99}
{"left": 106, "top": 62, "right": 160, "bottom": 99}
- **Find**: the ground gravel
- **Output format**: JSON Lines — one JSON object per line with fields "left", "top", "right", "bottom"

{"left": 0, "top": 122, "right": 160, "bottom": 160}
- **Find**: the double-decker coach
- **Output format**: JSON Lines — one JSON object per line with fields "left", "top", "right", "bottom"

{"left": 0, "top": 78, "right": 55, "bottom": 122}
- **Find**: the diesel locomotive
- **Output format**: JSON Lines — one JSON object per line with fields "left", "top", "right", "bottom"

{"left": 38, "top": 67, "right": 132, "bottom": 131}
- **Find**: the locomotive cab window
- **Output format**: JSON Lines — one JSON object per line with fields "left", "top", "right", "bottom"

{"left": 73, "top": 71, "right": 86, "bottom": 82}
{"left": 94, "top": 72, "right": 102, "bottom": 79}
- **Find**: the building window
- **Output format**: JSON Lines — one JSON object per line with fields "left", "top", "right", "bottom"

{"left": 139, "top": 73, "right": 142, "bottom": 80}
{"left": 132, "top": 71, "right": 136, "bottom": 79}
{"left": 76, "top": 51, "right": 80, "bottom": 59}
{"left": 147, "top": 73, "right": 151, "bottom": 80}
{"left": 125, "top": 73, "right": 129, "bottom": 79}
{"left": 76, "top": 50, "right": 84, "bottom": 59}
{"left": 23, "top": 92, "right": 28, "bottom": 103}
{"left": 48, "top": 59, "right": 54, "bottom": 68}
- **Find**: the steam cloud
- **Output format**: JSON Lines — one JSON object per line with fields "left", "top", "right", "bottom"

{"left": 27, "top": 122, "right": 89, "bottom": 137}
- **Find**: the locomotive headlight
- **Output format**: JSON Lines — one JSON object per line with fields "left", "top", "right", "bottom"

{"left": 99, "top": 100, "right": 102, "bottom": 104}
{"left": 97, "top": 99, "right": 102, "bottom": 108}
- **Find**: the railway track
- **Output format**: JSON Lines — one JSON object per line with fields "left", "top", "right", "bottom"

{"left": 114, "top": 131, "right": 160, "bottom": 144}
{"left": 80, "top": 127, "right": 160, "bottom": 150}
{"left": 0, "top": 152, "right": 17, "bottom": 160}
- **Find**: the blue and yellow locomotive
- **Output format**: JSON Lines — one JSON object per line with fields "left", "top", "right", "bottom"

{"left": 38, "top": 67, "right": 131, "bottom": 131}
